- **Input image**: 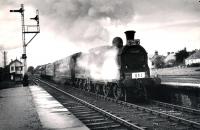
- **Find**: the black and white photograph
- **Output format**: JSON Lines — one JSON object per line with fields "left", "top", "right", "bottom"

{"left": 0, "top": 0, "right": 200, "bottom": 129}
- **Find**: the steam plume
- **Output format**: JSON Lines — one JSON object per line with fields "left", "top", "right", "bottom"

{"left": 31, "top": 0, "right": 135, "bottom": 46}
{"left": 77, "top": 46, "right": 119, "bottom": 81}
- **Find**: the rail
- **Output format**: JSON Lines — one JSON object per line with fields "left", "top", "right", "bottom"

{"left": 33, "top": 78, "right": 146, "bottom": 130}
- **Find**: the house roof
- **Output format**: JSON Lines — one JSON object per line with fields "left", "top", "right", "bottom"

{"left": 149, "top": 54, "right": 165, "bottom": 61}
{"left": 164, "top": 53, "right": 176, "bottom": 62}
{"left": 9, "top": 59, "right": 22, "bottom": 66}
{"left": 186, "top": 50, "right": 200, "bottom": 60}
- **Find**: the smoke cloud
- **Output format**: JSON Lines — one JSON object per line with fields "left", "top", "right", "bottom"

{"left": 77, "top": 46, "right": 119, "bottom": 81}
{"left": 30, "top": 0, "right": 135, "bottom": 46}
{"left": 0, "top": 0, "right": 135, "bottom": 53}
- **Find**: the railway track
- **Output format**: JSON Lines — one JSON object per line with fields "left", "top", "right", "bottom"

{"left": 33, "top": 77, "right": 200, "bottom": 130}
{"left": 92, "top": 92, "right": 200, "bottom": 128}
{"left": 33, "top": 78, "right": 145, "bottom": 130}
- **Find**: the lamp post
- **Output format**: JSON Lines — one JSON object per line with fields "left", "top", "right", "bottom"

{"left": 10, "top": 4, "right": 40, "bottom": 75}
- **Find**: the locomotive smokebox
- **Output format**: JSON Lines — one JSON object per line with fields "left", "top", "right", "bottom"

{"left": 125, "top": 30, "right": 136, "bottom": 45}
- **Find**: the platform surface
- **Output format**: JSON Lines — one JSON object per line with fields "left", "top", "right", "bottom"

{"left": 30, "top": 85, "right": 89, "bottom": 130}
{"left": 0, "top": 84, "right": 89, "bottom": 130}
{"left": 0, "top": 86, "right": 42, "bottom": 130}
{"left": 160, "top": 77, "right": 200, "bottom": 88}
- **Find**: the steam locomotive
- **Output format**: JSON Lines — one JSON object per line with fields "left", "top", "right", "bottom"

{"left": 35, "top": 30, "right": 160, "bottom": 101}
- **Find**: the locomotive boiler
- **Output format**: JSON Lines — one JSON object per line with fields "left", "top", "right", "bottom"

{"left": 37, "top": 30, "right": 160, "bottom": 101}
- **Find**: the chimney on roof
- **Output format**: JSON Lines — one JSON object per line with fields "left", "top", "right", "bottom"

{"left": 155, "top": 51, "right": 158, "bottom": 55}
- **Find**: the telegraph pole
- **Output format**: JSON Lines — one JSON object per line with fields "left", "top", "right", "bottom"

{"left": 3, "top": 51, "right": 7, "bottom": 68}
{"left": 0, "top": 49, "right": 7, "bottom": 68}
{"left": 10, "top": 4, "right": 40, "bottom": 75}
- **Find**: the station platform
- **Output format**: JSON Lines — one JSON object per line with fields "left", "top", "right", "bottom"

{"left": 0, "top": 84, "right": 89, "bottom": 130}
{"left": 160, "top": 77, "right": 200, "bottom": 88}
{"left": 161, "top": 82, "right": 200, "bottom": 88}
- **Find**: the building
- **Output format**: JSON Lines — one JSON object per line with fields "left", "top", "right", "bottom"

{"left": 164, "top": 52, "right": 176, "bottom": 67}
{"left": 9, "top": 59, "right": 23, "bottom": 81}
{"left": 149, "top": 51, "right": 165, "bottom": 69}
{"left": 185, "top": 50, "right": 200, "bottom": 66}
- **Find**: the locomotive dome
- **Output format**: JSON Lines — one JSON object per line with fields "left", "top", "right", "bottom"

{"left": 112, "top": 37, "right": 123, "bottom": 48}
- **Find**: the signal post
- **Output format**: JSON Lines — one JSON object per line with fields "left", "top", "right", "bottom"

{"left": 10, "top": 4, "right": 40, "bottom": 75}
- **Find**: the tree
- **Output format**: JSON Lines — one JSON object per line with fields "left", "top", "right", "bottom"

{"left": 27, "top": 66, "right": 34, "bottom": 74}
{"left": 175, "top": 48, "right": 189, "bottom": 65}
{"left": 153, "top": 56, "right": 165, "bottom": 68}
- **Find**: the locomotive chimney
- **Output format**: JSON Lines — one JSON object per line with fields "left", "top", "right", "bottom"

{"left": 124, "top": 30, "right": 136, "bottom": 45}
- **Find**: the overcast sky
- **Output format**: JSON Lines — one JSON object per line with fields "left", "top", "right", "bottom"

{"left": 0, "top": 0, "right": 200, "bottom": 67}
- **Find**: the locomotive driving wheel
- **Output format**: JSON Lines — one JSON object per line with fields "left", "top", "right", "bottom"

{"left": 94, "top": 83, "right": 100, "bottom": 94}
{"left": 103, "top": 83, "right": 110, "bottom": 97}
{"left": 83, "top": 80, "right": 87, "bottom": 91}
{"left": 86, "top": 82, "right": 92, "bottom": 92}
{"left": 75, "top": 79, "right": 79, "bottom": 87}
{"left": 113, "top": 83, "right": 123, "bottom": 100}
{"left": 78, "top": 79, "right": 83, "bottom": 89}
